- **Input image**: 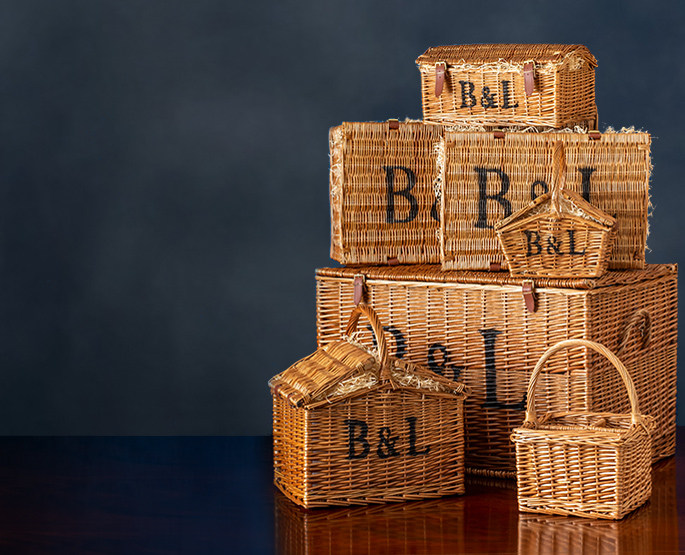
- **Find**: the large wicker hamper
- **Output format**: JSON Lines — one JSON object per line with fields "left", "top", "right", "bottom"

{"left": 315, "top": 264, "right": 677, "bottom": 476}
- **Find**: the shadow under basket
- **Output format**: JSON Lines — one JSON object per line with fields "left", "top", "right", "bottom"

{"left": 511, "top": 339, "right": 655, "bottom": 520}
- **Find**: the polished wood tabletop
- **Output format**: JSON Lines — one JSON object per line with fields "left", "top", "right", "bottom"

{"left": 0, "top": 430, "right": 680, "bottom": 553}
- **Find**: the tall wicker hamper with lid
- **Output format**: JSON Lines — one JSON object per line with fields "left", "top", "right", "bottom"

{"left": 416, "top": 44, "right": 597, "bottom": 128}
{"left": 511, "top": 339, "right": 655, "bottom": 519}
{"left": 329, "top": 120, "right": 442, "bottom": 265}
{"left": 315, "top": 264, "right": 677, "bottom": 476}
{"left": 440, "top": 129, "right": 650, "bottom": 271}
{"left": 270, "top": 304, "right": 469, "bottom": 508}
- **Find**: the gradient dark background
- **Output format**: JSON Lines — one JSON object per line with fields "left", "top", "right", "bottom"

{"left": 0, "top": 0, "right": 681, "bottom": 435}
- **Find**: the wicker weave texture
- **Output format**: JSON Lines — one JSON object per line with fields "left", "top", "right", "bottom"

{"left": 315, "top": 265, "right": 677, "bottom": 475}
{"left": 517, "top": 459, "right": 676, "bottom": 553}
{"left": 271, "top": 305, "right": 468, "bottom": 508}
{"left": 495, "top": 142, "right": 617, "bottom": 278}
{"left": 416, "top": 44, "right": 597, "bottom": 128}
{"left": 441, "top": 130, "right": 650, "bottom": 271}
{"left": 511, "top": 340, "right": 654, "bottom": 519}
{"left": 329, "top": 121, "right": 442, "bottom": 265}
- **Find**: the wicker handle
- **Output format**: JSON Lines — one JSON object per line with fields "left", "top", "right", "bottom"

{"left": 550, "top": 141, "right": 566, "bottom": 219}
{"left": 616, "top": 309, "right": 651, "bottom": 357}
{"left": 523, "top": 339, "right": 642, "bottom": 427}
{"left": 345, "top": 304, "right": 391, "bottom": 382}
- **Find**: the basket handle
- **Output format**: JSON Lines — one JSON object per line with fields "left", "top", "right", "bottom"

{"left": 616, "top": 309, "right": 651, "bottom": 357}
{"left": 345, "top": 304, "right": 391, "bottom": 382}
{"left": 522, "top": 339, "right": 642, "bottom": 428}
{"left": 550, "top": 141, "right": 566, "bottom": 219}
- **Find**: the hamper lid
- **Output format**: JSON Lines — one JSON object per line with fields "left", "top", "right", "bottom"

{"left": 315, "top": 264, "right": 676, "bottom": 291}
{"left": 416, "top": 44, "right": 597, "bottom": 68}
{"left": 269, "top": 305, "right": 469, "bottom": 409}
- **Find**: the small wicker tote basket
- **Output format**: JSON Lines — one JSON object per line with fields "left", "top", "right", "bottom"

{"left": 511, "top": 339, "right": 655, "bottom": 520}
{"left": 270, "top": 304, "right": 469, "bottom": 508}
{"left": 495, "top": 142, "right": 616, "bottom": 278}
{"left": 416, "top": 44, "right": 598, "bottom": 129}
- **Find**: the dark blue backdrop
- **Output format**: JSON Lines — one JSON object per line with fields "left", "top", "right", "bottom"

{"left": 0, "top": 0, "right": 681, "bottom": 434}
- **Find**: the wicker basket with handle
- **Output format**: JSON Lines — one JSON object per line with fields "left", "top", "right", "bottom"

{"left": 511, "top": 339, "right": 655, "bottom": 519}
{"left": 416, "top": 44, "right": 598, "bottom": 129}
{"left": 270, "top": 303, "right": 469, "bottom": 508}
{"left": 495, "top": 141, "right": 616, "bottom": 278}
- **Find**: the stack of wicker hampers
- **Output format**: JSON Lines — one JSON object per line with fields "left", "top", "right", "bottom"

{"left": 271, "top": 44, "right": 678, "bottom": 520}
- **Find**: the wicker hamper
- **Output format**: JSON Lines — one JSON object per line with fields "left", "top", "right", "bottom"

{"left": 270, "top": 304, "right": 469, "bottom": 508}
{"left": 315, "top": 264, "right": 677, "bottom": 476}
{"left": 441, "top": 128, "right": 650, "bottom": 271}
{"left": 416, "top": 44, "right": 597, "bottom": 128}
{"left": 495, "top": 141, "right": 616, "bottom": 278}
{"left": 511, "top": 339, "right": 655, "bottom": 519}
{"left": 329, "top": 120, "right": 443, "bottom": 265}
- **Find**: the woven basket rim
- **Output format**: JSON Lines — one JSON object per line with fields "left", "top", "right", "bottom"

{"left": 316, "top": 264, "right": 675, "bottom": 290}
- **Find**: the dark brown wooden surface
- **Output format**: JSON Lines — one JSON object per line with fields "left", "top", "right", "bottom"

{"left": 0, "top": 431, "right": 680, "bottom": 553}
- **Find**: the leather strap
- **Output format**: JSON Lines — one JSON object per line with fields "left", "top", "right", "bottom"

{"left": 522, "top": 280, "right": 536, "bottom": 313}
{"left": 387, "top": 257, "right": 400, "bottom": 266}
{"left": 388, "top": 119, "right": 400, "bottom": 130}
{"left": 353, "top": 274, "right": 366, "bottom": 306}
{"left": 493, "top": 130, "right": 505, "bottom": 139}
{"left": 588, "top": 130, "right": 601, "bottom": 140}
{"left": 435, "top": 62, "right": 446, "bottom": 97}
{"left": 523, "top": 62, "right": 535, "bottom": 97}
{"left": 489, "top": 262, "right": 502, "bottom": 272}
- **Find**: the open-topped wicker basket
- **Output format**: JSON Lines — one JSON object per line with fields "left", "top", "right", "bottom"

{"left": 416, "top": 44, "right": 598, "bottom": 128}
{"left": 495, "top": 142, "right": 616, "bottom": 278}
{"left": 270, "top": 304, "right": 469, "bottom": 508}
{"left": 511, "top": 339, "right": 655, "bottom": 519}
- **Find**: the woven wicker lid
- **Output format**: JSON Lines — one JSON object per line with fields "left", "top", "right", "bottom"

{"left": 316, "top": 264, "right": 676, "bottom": 291}
{"left": 416, "top": 44, "right": 597, "bottom": 68}
{"left": 270, "top": 306, "right": 469, "bottom": 409}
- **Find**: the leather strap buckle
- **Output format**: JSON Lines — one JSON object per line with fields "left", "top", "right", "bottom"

{"left": 522, "top": 280, "right": 536, "bottom": 313}
{"left": 435, "top": 62, "right": 446, "bottom": 97}
{"left": 523, "top": 62, "right": 535, "bottom": 97}
{"left": 353, "top": 274, "right": 367, "bottom": 306}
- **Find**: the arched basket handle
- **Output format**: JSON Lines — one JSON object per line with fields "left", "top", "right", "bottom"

{"left": 522, "top": 339, "right": 643, "bottom": 428}
{"left": 345, "top": 304, "right": 391, "bottom": 382}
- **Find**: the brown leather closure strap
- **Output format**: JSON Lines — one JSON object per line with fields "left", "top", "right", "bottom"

{"left": 387, "top": 257, "right": 400, "bottom": 266}
{"left": 489, "top": 262, "right": 502, "bottom": 272}
{"left": 588, "top": 130, "right": 601, "bottom": 140}
{"left": 388, "top": 119, "right": 400, "bottom": 130}
{"left": 523, "top": 62, "right": 535, "bottom": 96}
{"left": 493, "top": 129, "right": 505, "bottom": 139}
{"left": 522, "top": 280, "right": 536, "bottom": 312}
{"left": 435, "top": 62, "right": 446, "bottom": 97}
{"left": 353, "top": 274, "right": 366, "bottom": 306}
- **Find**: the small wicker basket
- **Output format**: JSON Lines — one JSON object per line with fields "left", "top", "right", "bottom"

{"left": 511, "top": 339, "right": 655, "bottom": 519}
{"left": 416, "top": 44, "right": 598, "bottom": 129}
{"left": 495, "top": 142, "right": 616, "bottom": 278}
{"left": 270, "top": 304, "right": 469, "bottom": 508}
